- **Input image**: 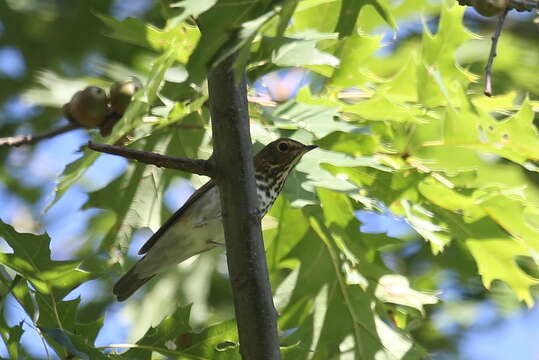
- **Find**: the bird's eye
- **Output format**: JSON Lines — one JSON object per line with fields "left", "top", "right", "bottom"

{"left": 277, "top": 142, "right": 289, "bottom": 152}
{"left": 89, "top": 87, "right": 104, "bottom": 96}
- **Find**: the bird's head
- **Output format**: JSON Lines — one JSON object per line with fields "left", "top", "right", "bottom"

{"left": 254, "top": 138, "right": 317, "bottom": 177}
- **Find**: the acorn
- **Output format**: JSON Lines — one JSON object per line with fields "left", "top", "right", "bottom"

{"left": 109, "top": 76, "right": 142, "bottom": 115}
{"left": 471, "top": 0, "right": 508, "bottom": 17}
{"left": 63, "top": 86, "right": 109, "bottom": 128}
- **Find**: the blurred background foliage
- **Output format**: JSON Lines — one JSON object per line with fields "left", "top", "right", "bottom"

{"left": 0, "top": 0, "right": 538, "bottom": 359}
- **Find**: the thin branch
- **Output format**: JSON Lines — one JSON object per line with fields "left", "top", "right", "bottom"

{"left": 0, "top": 123, "right": 79, "bottom": 147}
{"left": 87, "top": 142, "right": 213, "bottom": 176}
{"left": 484, "top": 8, "right": 509, "bottom": 97}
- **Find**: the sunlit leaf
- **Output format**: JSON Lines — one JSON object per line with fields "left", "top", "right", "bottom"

{"left": 374, "top": 274, "right": 439, "bottom": 315}
{"left": 467, "top": 238, "right": 539, "bottom": 306}
{"left": 123, "top": 305, "right": 192, "bottom": 359}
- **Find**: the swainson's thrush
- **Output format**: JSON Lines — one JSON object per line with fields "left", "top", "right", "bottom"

{"left": 113, "top": 138, "right": 316, "bottom": 301}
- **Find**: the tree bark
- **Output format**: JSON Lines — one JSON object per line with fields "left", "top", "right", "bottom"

{"left": 207, "top": 54, "right": 281, "bottom": 360}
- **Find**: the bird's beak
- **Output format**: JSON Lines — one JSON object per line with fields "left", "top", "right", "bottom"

{"left": 303, "top": 145, "right": 318, "bottom": 152}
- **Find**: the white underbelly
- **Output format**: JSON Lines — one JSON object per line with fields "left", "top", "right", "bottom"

{"left": 134, "top": 186, "right": 224, "bottom": 277}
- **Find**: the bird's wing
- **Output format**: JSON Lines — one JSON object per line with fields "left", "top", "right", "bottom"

{"left": 138, "top": 180, "right": 216, "bottom": 255}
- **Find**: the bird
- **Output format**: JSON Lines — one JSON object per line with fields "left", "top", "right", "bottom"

{"left": 113, "top": 138, "right": 317, "bottom": 301}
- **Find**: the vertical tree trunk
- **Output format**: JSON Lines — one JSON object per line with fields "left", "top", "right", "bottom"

{"left": 207, "top": 54, "right": 281, "bottom": 360}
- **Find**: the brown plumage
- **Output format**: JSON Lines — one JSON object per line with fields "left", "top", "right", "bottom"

{"left": 113, "top": 138, "right": 316, "bottom": 301}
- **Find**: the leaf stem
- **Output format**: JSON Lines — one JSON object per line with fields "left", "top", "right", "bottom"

{"left": 309, "top": 217, "right": 365, "bottom": 359}
{"left": 96, "top": 343, "right": 208, "bottom": 360}
{"left": 310, "top": 217, "right": 409, "bottom": 359}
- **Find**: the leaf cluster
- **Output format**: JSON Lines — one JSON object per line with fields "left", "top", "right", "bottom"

{"left": 0, "top": 0, "right": 538, "bottom": 359}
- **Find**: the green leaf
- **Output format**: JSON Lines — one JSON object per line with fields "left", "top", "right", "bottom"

{"left": 431, "top": 209, "right": 539, "bottom": 306}
{"left": 317, "top": 188, "right": 357, "bottom": 230}
{"left": 233, "top": 10, "right": 280, "bottom": 81}
{"left": 169, "top": 0, "right": 218, "bottom": 26}
{"left": 299, "top": 148, "right": 388, "bottom": 192}
{"left": 85, "top": 135, "right": 169, "bottom": 255}
{"left": 39, "top": 326, "right": 107, "bottom": 360}
{"left": 4, "top": 276, "right": 93, "bottom": 358}
{"left": 418, "top": 177, "right": 486, "bottom": 223}
{"left": 417, "top": 3, "right": 478, "bottom": 107}
{"left": 124, "top": 305, "right": 192, "bottom": 359}
{"left": 0, "top": 221, "right": 95, "bottom": 300}
{"left": 98, "top": 14, "right": 171, "bottom": 50}
{"left": 467, "top": 238, "right": 539, "bottom": 306}
{"left": 446, "top": 100, "right": 539, "bottom": 164}
{"left": 0, "top": 317, "right": 23, "bottom": 359}
{"left": 479, "top": 196, "right": 539, "bottom": 259}
{"left": 269, "top": 99, "right": 346, "bottom": 137}
{"left": 308, "top": 215, "right": 426, "bottom": 359}
{"left": 316, "top": 131, "right": 379, "bottom": 156}
{"left": 266, "top": 197, "right": 310, "bottom": 270}
{"left": 401, "top": 200, "right": 451, "bottom": 254}
{"left": 363, "top": 0, "right": 397, "bottom": 30}
{"left": 343, "top": 95, "right": 424, "bottom": 123}
{"left": 293, "top": 0, "right": 397, "bottom": 36}
{"left": 329, "top": 33, "right": 382, "bottom": 87}
{"left": 98, "top": 13, "right": 201, "bottom": 63}
{"left": 272, "top": 38, "right": 340, "bottom": 67}
{"left": 321, "top": 163, "right": 378, "bottom": 188}
{"left": 182, "top": 320, "right": 240, "bottom": 359}
{"left": 291, "top": 0, "right": 340, "bottom": 34}
{"left": 273, "top": 264, "right": 301, "bottom": 310}
{"left": 378, "top": 57, "right": 418, "bottom": 102}
{"left": 374, "top": 274, "right": 438, "bottom": 315}
{"left": 186, "top": 0, "right": 283, "bottom": 84}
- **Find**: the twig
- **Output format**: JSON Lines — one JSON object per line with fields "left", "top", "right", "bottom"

{"left": 484, "top": 8, "right": 509, "bottom": 97}
{"left": 0, "top": 123, "right": 79, "bottom": 147}
{"left": 87, "top": 142, "right": 213, "bottom": 176}
{"left": 457, "top": 0, "right": 538, "bottom": 11}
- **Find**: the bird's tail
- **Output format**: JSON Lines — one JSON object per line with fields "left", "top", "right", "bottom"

{"left": 113, "top": 260, "right": 155, "bottom": 301}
